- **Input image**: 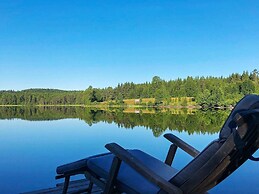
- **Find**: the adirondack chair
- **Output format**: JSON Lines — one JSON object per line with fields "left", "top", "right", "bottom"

{"left": 56, "top": 94, "right": 259, "bottom": 194}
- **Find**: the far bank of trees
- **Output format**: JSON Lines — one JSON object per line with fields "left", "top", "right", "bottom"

{"left": 0, "top": 70, "right": 259, "bottom": 107}
{"left": 0, "top": 89, "right": 85, "bottom": 105}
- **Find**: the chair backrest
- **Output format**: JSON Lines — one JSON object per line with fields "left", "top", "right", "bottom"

{"left": 167, "top": 94, "right": 259, "bottom": 194}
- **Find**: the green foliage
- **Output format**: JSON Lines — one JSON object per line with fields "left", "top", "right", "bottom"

{"left": 0, "top": 106, "right": 229, "bottom": 136}
{"left": 0, "top": 70, "right": 259, "bottom": 107}
{"left": 239, "top": 80, "right": 255, "bottom": 95}
{"left": 0, "top": 89, "right": 83, "bottom": 105}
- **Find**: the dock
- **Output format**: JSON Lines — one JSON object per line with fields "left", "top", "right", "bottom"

{"left": 22, "top": 179, "right": 102, "bottom": 194}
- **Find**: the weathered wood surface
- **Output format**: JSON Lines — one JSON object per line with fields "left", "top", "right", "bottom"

{"left": 22, "top": 179, "right": 102, "bottom": 194}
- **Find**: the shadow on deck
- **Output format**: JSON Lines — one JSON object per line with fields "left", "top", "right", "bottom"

{"left": 22, "top": 179, "right": 102, "bottom": 194}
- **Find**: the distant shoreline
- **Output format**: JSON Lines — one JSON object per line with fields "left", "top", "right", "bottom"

{"left": 0, "top": 104, "right": 233, "bottom": 109}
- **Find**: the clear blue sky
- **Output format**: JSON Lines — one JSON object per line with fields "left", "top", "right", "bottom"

{"left": 0, "top": 0, "right": 258, "bottom": 91}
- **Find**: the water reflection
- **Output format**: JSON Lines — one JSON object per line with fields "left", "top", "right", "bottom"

{"left": 0, "top": 107, "right": 258, "bottom": 194}
{"left": 0, "top": 106, "right": 230, "bottom": 136}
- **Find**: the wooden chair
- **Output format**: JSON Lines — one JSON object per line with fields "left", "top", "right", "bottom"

{"left": 56, "top": 94, "right": 259, "bottom": 194}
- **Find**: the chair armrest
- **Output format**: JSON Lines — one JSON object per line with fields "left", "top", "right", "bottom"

{"left": 105, "top": 143, "right": 183, "bottom": 194}
{"left": 164, "top": 133, "right": 200, "bottom": 158}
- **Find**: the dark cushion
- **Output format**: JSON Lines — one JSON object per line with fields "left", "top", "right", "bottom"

{"left": 219, "top": 95, "right": 259, "bottom": 140}
{"left": 87, "top": 149, "right": 178, "bottom": 194}
{"left": 170, "top": 141, "right": 221, "bottom": 187}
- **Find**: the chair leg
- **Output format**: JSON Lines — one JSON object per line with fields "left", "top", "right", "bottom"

{"left": 103, "top": 156, "right": 122, "bottom": 194}
{"left": 62, "top": 176, "right": 70, "bottom": 194}
{"left": 165, "top": 144, "right": 177, "bottom": 166}
{"left": 87, "top": 181, "right": 93, "bottom": 193}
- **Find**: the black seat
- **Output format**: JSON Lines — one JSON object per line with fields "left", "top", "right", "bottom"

{"left": 56, "top": 94, "right": 259, "bottom": 194}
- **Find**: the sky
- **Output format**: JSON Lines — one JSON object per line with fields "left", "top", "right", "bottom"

{"left": 0, "top": 0, "right": 258, "bottom": 91}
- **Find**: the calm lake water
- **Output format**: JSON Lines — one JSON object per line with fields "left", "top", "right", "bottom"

{"left": 0, "top": 107, "right": 258, "bottom": 193}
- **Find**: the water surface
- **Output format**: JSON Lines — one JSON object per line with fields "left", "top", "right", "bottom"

{"left": 0, "top": 107, "right": 258, "bottom": 193}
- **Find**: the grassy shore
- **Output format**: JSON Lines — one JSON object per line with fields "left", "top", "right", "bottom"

{"left": 0, "top": 97, "right": 201, "bottom": 108}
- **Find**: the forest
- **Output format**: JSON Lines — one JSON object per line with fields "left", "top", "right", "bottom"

{"left": 0, "top": 70, "right": 258, "bottom": 107}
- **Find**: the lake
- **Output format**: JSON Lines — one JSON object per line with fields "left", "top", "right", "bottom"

{"left": 0, "top": 107, "right": 258, "bottom": 193}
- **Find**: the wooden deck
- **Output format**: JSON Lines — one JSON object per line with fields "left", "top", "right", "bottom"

{"left": 22, "top": 179, "right": 102, "bottom": 194}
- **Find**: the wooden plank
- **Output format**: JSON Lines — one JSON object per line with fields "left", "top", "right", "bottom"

{"left": 22, "top": 179, "right": 102, "bottom": 194}
{"left": 56, "top": 179, "right": 88, "bottom": 188}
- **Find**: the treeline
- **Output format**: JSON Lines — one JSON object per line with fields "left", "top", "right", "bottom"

{"left": 1, "top": 70, "right": 259, "bottom": 106}
{"left": 0, "top": 106, "right": 229, "bottom": 136}
{"left": 0, "top": 89, "right": 86, "bottom": 105}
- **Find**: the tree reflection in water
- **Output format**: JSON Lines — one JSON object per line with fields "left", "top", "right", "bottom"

{"left": 0, "top": 106, "right": 230, "bottom": 136}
